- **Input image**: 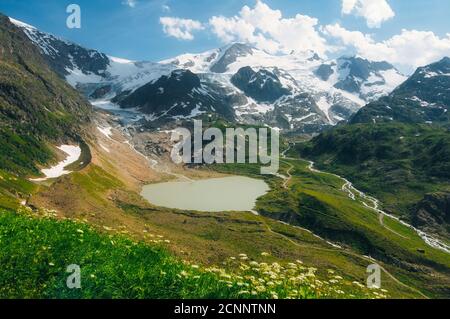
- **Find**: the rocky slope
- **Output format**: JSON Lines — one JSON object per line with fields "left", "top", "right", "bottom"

{"left": 316, "top": 56, "right": 404, "bottom": 102}
{"left": 412, "top": 192, "right": 450, "bottom": 239}
{"left": 230, "top": 66, "right": 290, "bottom": 103}
{"left": 9, "top": 18, "right": 110, "bottom": 79}
{"left": 350, "top": 57, "right": 450, "bottom": 124}
{"left": 8, "top": 18, "right": 175, "bottom": 98}
{"left": 116, "top": 69, "right": 236, "bottom": 123}
{"left": 0, "top": 14, "right": 91, "bottom": 175}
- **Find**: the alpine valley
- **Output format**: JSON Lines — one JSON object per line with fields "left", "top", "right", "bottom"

{"left": 1, "top": 12, "right": 449, "bottom": 300}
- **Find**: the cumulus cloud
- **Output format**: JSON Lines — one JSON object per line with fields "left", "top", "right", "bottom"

{"left": 324, "top": 23, "right": 450, "bottom": 70}
{"left": 208, "top": 0, "right": 330, "bottom": 56}
{"left": 342, "top": 0, "right": 395, "bottom": 28}
{"left": 122, "top": 0, "right": 137, "bottom": 8}
{"left": 160, "top": 17, "right": 204, "bottom": 40}
{"left": 158, "top": 1, "right": 450, "bottom": 72}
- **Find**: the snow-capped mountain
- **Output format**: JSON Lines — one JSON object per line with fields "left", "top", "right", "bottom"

{"left": 154, "top": 43, "right": 405, "bottom": 131}
{"left": 8, "top": 18, "right": 175, "bottom": 97}
{"left": 351, "top": 57, "right": 450, "bottom": 124}
{"left": 315, "top": 56, "right": 406, "bottom": 102}
{"left": 115, "top": 69, "right": 236, "bottom": 123}
{"left": 10, "top": 17, "right": 407, "bottom": 133}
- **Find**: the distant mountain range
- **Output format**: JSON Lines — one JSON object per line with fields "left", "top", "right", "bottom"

{"left": 350, "top": 57, "right": 450, "bottom": 124}
{"left": 9, "top": 17, "right": 406, "bottom": 133}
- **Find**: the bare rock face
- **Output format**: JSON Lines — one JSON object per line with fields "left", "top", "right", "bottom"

{"left": 231, "top": 66, "right": 290, "bottom": 103}
{"left": 210, "top": 43, "right": 254, "bottom": 73}
{"left": 412, "top": 192, "right": 450, "bottom": 239}
{"left": 90, "top": 85, "right": 112, "bottom": 99}
{"left": 116, "top": 69, "right": 235, "bottom": 122}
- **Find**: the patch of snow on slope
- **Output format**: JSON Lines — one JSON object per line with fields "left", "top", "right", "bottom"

{"left": 424, "top": 71, "right": 439, "bottom": 78}
{"left": 172, "top": 104, "right": 206, "bottom": 120}
{"left": 360, "top": 69, "right": 406, "bottom": 101}
{"left": 106, "top": 61, "right": 175, "bottom": 92}
{"left": 9, "top": 17, "right": 36, "bottom": 31}
{"left": 160, "top": 48, "right": 221, "bottom": 74}
{"left": 97, "top": 126, "right": 113, "bottom": 139}
{"left": 296, "top": 113, "right": 316, "bottom": 122}
{"left": 66, "top": 65, "right": 104, "bottom": 87}
{"left": 410, "top": 96, "right": 431, "bottom": 107}
{"left": 100, "top": 144, "right": 110, "bottom": 153}
{"left": 109, "top": 56, "right": 135, "bottom": 64}
{"left": 376, "top": 69, "right": 406, "bottom": 92}
{"left": 316, "top": 96, "right": 332, "bottom": 124}
{"left": 31, "top": 145, "right": 81, "bottom": 181}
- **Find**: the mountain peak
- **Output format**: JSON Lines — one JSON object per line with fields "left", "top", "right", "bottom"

{"left": 315, "top": 55, "right": 405, "bottom": 101}
{"left": 8, "top": 17, "right": 37, "bottom": 31}
{"left": 210, "top": 42, "right": 254, "bottom": 73}
{"left": 439, "top": 56, "right": 450, "bottom": 64}
{"left": 339, "top": 55, "right": 395, "bottom": 71}
{"left": 350, "top": 56, "right": 450, "bottom": 125}
{"left": 222, "top": 42, "right": 255, "bottom": 52}
{"left": 415, "top": 56, "right": 450, "bottom": 79}
{"left": 230, "top": 66, "right": 289, "bottom": 103}
{"left": 434, "top": 56, "right": 450, "bottom": 71}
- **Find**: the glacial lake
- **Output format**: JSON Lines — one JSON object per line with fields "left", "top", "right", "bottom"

{"left": 141, "top": 176, "right": 269, "bottom": 212}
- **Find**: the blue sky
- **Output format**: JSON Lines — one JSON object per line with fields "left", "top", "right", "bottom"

{"left": 1, "top": 0, "right": 449, "bottom": 71}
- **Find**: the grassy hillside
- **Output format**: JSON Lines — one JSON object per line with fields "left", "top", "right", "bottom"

{"left": 296, "top": 123, "right": 450, "bottom": 220}
{"left": 212, "top": 159, "right": 450, "bottom": 298}
{"left": 0, "top": 14, "right": 91, "bottom": 176}
{"left": 0, "top": 208, "right": 384, "bottom": 299}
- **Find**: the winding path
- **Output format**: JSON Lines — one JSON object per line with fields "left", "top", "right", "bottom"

{"left": 281, "top": 161, "right": 294, "bottom": 189}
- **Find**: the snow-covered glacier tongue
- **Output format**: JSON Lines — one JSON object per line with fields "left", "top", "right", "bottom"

{"left": 315, "top": 56, "right": 407, "bottom": 103}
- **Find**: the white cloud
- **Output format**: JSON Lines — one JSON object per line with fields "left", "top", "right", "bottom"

{"left": 122, "top": 0, "right": 137, "bottom": 8}
{"left": 160, "top": 17, "right": 204, "bottom": 40}
{"left": 342, "top": 0, "right": 395, "bottom": 28}
{"left": 158, "top": 1, "right": 450, "bottom": 72}
{"left": 324, "top": 23, "right": 450, "bottom": 70}
{"left": 208, "top": 0, "right": 330, "bottom": 56}
{"left": 162, "top": 5, "right": 171, "bottom": 12}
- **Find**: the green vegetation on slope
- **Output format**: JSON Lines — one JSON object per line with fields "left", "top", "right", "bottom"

{"left": 0, "top": 209, "right": 383, "bottom": 299}
{"left": 296, "top": 123, "right": 450, "bottom": 219}
{"left": 0, "top": 169, "right": 36, "bottom": 210}
{"left": 0, "top": 14, "right": 91, "bottom": 176}
{"left": 212, "top": 158, "right": 450, "bottom": 298}
{"left": 29, "top": 161, "right": 401, "bottom": 298}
